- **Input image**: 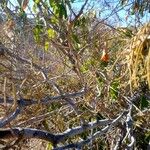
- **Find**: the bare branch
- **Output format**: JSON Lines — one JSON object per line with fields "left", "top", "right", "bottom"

{"left": 72, "top": 0, "right": 88, "bottom": 23}
{"left": 0, "top": 127, "right": 57, "bottom": 145}
{"left": 54, "top": 110, "right": 128, "bottom": 149}
{"left": 0, "top": 88, "right": 86, "bottom": 106}
{"left": 0, "top": 107, "right": 21, "bottom": 128}
{"left": 0, "top": 118, "right": 112, "bottom": 145}
{"left": 124, "top": 105, "right": 135, "bottom": 150}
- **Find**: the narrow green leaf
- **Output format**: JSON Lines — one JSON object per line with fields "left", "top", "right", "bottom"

{"left": 59, "top": 3, "right": 67, "bottom": 19}
{"left": 46, "top": 142, "right": 53, "bottom": 150}
{"left": 44, "top": 41, "right": 49, "bottom": 51}
{"left": 140, "top": 96, "right": 149, "bottom": 110}
{"left": 72, "top": 34, "right": 80, "bottom": 44}
{"left": 110, "top": 81, "right": 119, "bottom": 101}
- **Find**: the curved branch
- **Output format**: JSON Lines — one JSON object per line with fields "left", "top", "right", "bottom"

{"left": 0, "top": 107, "right": 21, "bottom": 128}
{"left": 0, "top": 127, "right": 57, "bottom": 145}
{"left": 73, "top": 0, "right": 88, "bottom": 22}
{"left": 0, "top": 118, "right": 112, "bottom": 146}
{"left": 0, "top": 111, "right": 126, "bottom": 149}
{"left": 54, "top": 119, "right": 112, "bottom": 143}
{"left": 0, "top": 88, "right": 86, "bottom": 106}
{"left": 54, "top": 110, "right": 128, "bottom": 150}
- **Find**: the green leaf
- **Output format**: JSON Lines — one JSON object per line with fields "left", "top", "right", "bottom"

{"left": 72, "top": 34, "right": 80, "bottom": 44}
{"left": 33, "top": 27, "right": 40, "bottom": 42}
{"left": 32, "top": 3, "right": 37, "bottom": 13}
{"left": 74, "top": 20, "right": 80, "bottom": 27}
{"left": 80, "top": 64, "right": 88, "bottom": 73}
{"left": 110, "top": 81, "right": 119, "bottom": 101}
{"left": 19, "top": 10, "right": 27, "bottom": 20}
{"left": 42, "top": 120, "right": 50, "bottom": 131}
{"left": 51, "top": 16, "right": 58, "bottom": 24}
{"left": 81, "top": 17, "right": 86, "bottom": 24}
{"left": 140, "top": 96, "right": 149, "bottom": 110}
{"left": 46, "top": 142, "right": 53, "bottom": 150}
{"left": 33, "top": 23, "right": 43, "bottom": 43}
{"left": 35, "top": 0, "right": 40, "bottom": 4}
{"left": 44, "top": 41, "right": 49, "bottom": 51}
{"left": 80, "top": 61, "right": 90, "bottom": 73}
{"left": 50, "top": 1, "right": 67, "bottom": 19}
{"left": 59, "top": 3, "right": 67, "bottom": 19}
{"left": 49, "top": 0, "right": 55, "bottom": 7}
{"left": 47, "top": 28, "right": 56, "bottom": 38}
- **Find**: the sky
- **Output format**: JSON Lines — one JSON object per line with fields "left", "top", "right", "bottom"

{"left": 8, "top": 0, "right": 150, "bottom": 27}
{"left": 9, "top": 0, "right": 85, "bottom": 17}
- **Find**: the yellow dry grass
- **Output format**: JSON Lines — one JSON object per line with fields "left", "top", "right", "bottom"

{"left": 128, "top": 23, "right": 150, "bottom": 89}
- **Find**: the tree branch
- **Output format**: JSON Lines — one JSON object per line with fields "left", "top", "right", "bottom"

{"left": 54, "top": 110, "right": 128, "bottom": 149}
{"left": 0, "top": 118, "right": 112, "bottom": 146}
{"left": 0, "top": 107, "right": 21, "bottom": 128}
{"left": 0, "top": 88, "right": 86, "bottom": 106}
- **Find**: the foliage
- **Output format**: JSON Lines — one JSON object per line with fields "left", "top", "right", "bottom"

{"left": 0, "top": 0, "right": 149, "bottom": 150}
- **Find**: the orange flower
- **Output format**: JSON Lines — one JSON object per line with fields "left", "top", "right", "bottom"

{"left": 101, "top": 50, "right": 109, "bottom": 62}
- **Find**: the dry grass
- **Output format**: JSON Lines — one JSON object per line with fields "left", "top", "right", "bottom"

{"left": 128, "top": 23, "right": 150, "bottom": 89}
